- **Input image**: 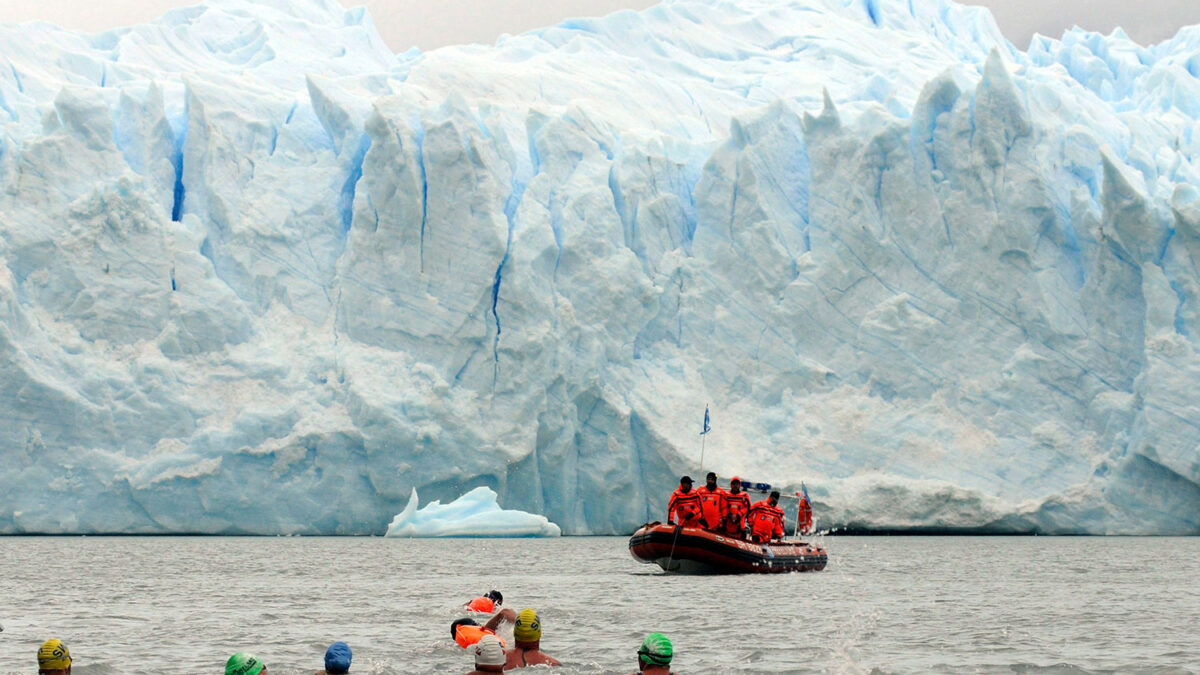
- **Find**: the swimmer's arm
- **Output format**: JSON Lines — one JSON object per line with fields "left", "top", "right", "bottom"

{"left": 485, "top": 608, "right": 516, "bottom": 631}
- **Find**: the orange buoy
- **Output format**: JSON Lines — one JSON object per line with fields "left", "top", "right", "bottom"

{"left": 466, "top": 596, "right": 495, "bottom": 613}
{"left": 455, "top": 625, "right": 507, "bottom": 649}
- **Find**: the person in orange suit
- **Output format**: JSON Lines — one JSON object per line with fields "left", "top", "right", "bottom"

{"left": 694, "top": 472, "right": 727, "bottom": 531}
{"left": 667, "top": 476, "right": 702, "bottom": 526}
{"left": 723, "top": 476, "right": 751, "bottom": 538}
{"left": 747, "top": 490, "right": 785, "bottom": 543}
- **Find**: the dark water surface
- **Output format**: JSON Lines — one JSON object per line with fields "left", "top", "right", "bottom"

{"left": 0, "top": 536, "right": 1197, "bottom": 674}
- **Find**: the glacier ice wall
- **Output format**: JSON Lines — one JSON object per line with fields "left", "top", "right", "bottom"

{"left": 2, "top": 0, "right": 1200, "bottom": 534}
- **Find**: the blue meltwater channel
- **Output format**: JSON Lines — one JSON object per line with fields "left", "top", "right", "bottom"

{"left": 0, "top": 536, "right": 1197, "bottom": 673}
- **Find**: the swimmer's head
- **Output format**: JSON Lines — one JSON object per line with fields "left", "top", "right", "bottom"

{"left": 225, "top": 652, "right": 265, "bottom": 675}
{"left": 474, "top": 634, "right": 506, "bottom": 668}
{"left": 513, "top": 609, "right": 542, "bottom": 642}
{"left": 638, "top": 633, "right": 673, "bottom": 667}
{"left": 37, "top": 639, "right": 71, "bottom": 671}
{"left": 324, "top": 642, "right": 351, "bottom": 675}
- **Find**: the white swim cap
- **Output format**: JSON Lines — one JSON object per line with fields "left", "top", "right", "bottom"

{"left": 474, "top": 634, "right": 506, "bottom": 667}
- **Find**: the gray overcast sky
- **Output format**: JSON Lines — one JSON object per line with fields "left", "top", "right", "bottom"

{"left": 0, "top": 0, "right": 1198, "bottom": 51}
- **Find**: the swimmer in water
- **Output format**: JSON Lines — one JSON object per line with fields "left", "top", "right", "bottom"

{"left": 453, "top": 609, "right": 515, "bottom": 648}
{"left": 505, "top": 608, "right": 561, "bottom": 669}
{"left": 37, "top": 639, "right": 71, "bottom": 675}
{"left": 226, "top": 652, "right": 268, "bottom": 675}
{"left": 464, "top": 634, "right": 506, "bottom": 675}
{"left": 316, "top": 641, "right": 351, "bottom": 674}
{"left": 467, "top": 589, "right": 503, "bottom": 613}
{"left": 628, "top": 633, "right": 678, "bottom": 675}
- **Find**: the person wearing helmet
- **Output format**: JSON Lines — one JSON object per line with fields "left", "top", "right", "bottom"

{"left": 467, "top": 590, "right": 504, "bottom": 613}
{"left": 748, "top": 490, "right": 786, "bottom": 543}
{"left": 666, "top": 476, "right": 701, "bottom": 526}
{"left": 37, "top": 639, "right": 71, "bottom": 675}
{"left": 225, "top": 652, "right": 268, "bottom": 675}
{"left": 465, "top": 634, "right": 506, "bottom": 675}
{"left": 695, "top": 472, "right": 727, "bottom": 531}
{"left": 628, "top": 633, "right": 677, "bottom": 674}
{"left": 504, "top": 608, "right": 561, "bottom": 669}
{"left": 723, "top": 476, "right": 751, "bottom": 539}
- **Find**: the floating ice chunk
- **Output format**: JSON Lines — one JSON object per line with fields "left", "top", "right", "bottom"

{"left": 385, "top": 487, "right": 562, "bottom": 538}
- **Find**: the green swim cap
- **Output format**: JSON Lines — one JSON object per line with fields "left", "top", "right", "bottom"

{"left": 225, "top": 652, "right": 265, "bottom": 675}
{"left": 638, "top": 633, "right": 673, "bottom": 666}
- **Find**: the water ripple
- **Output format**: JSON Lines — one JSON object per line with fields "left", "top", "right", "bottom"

{"left": 0, "top": 536, "right": 1197, "bottom": 674}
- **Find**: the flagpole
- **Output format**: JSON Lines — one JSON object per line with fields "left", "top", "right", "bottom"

{"left": 698, "top": 404, "right": 710, "bottom": 474}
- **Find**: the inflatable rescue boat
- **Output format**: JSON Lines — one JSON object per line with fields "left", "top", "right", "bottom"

{"left": 628, "top": 522, "right": 827, "bottom": 574}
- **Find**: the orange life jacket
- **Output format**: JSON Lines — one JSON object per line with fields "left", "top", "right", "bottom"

{"left": 455, "top": 625, "right": 507, "bottom": 649}
{"left": 466, "top": 596, "right": 495, "bottom": 613}
{"left": 748, "top": 500, "right": 785, "bottom": 541}
{"left": 695, "top": 486, "right": 727, "bottom": 530}
{"left": 668, "top": 487, "right": 702, "bottom": 524}
{"left": 724, "top": 491, "right": 751, "bottom": 535}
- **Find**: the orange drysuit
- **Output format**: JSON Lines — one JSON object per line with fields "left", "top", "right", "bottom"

{"left": 667, "top": 486, "right": 702, "bottom": 525}
{"left": 695, "top": 485, "right": 727, "bottom": 530}
{"left": 748, "top": 500, "right": 785, "bottom": 542}
{"left": 724, "top": 490, "right": 751, "bottom": 537}
{"left": 797, "top": 496, "right": 814, "bottom": 534}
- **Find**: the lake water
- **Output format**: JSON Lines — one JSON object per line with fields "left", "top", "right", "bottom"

{"left": 0, "top": 536, "right": 1197, "bottom": 674}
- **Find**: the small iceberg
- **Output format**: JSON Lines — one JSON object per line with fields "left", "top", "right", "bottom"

{"left": 385, "top": 486, "right": 562, "bottom": 537}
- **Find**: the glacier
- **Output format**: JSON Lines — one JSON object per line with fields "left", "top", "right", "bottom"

{"left": 385, "top": 487, "right": 561, "bottom": 537}
{"left": 1, "top": 0, "right": 1200, "bottom": 535}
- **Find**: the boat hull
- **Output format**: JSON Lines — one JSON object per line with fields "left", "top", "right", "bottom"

{"left": 628, "top": 522, "right": 827, "bottom": 574}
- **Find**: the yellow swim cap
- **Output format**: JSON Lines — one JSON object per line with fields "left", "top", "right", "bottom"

{"left": 37, "top": 639, "right": 71, "bottom": 670}
{"left": 513, "top": 608, "right": 541, "bottom": 642}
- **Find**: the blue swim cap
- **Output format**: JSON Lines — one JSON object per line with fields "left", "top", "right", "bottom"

{"left": 324, "top": 641, "right": 352, "bottom": 674}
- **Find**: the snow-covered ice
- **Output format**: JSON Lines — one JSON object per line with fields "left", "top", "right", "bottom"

{"left": 385, "top": 487, "right": 561, "bottom": 537}
{"left": 1, "top": 0, "right": 1199, "bottom": 534}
